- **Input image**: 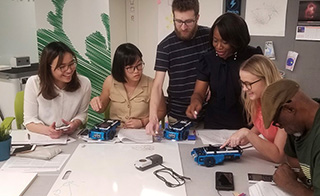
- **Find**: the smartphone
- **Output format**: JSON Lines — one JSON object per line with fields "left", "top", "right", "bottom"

{"left": 11, "top": 144, "right": 36, "bottom": 154}
{"left": 215, "top": 171, "right": 234, "bottom": 191}
{"left": 248, "top": 173, "right": 274, "bottom": 184}
{"left": 169, "top": 120, "right": 192, "bottom": 131}
{"left": 56, "top": 124, "right": 70, "bottom": 131}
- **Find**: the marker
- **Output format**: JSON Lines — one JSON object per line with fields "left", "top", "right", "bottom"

{"left": 193, "top": 111, "right": 198, "bottom": 118}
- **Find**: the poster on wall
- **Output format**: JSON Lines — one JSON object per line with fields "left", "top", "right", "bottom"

{"left": 35, "top": 0, "right": 111, "bottom": 127}
{"left": 157, "top": 0, "right": 223, "bottom": 43}
{"left": 225, "top": 0, "right": 241, "bottom": 15}
{"left": 296, "top": 1, "right": 320, "bottom": 41}
{"left": 245, "top": 0, "right": 288, "bottom": 37}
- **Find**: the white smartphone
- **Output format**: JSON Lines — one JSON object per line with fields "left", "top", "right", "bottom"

{"left": 56, "top": 124, "right": 70, "bottom": 131}
{"left": 248, "top": 173, "right": 275, "bottom": 184}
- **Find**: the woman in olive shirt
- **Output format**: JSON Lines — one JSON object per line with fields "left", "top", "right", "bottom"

{"left": 90, "top": 43, "right": 166, "bottom": 129}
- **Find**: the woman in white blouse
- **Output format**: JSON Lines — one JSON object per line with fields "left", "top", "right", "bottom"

{"left": 24, "top": 42, "right": 91, "bottom": 138}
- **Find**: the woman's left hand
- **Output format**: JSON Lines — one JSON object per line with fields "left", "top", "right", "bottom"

{"left": 124, "top": 119, "right": 143, "bottom": 129}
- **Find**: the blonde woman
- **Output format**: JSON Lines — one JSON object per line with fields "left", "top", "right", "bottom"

{"left": 221, "top": 54, "right": 286, "bottom": 163}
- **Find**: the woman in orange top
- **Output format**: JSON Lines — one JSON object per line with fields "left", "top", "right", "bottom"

{"left": 221, "top": 55, "right": 287, "bottom": 163}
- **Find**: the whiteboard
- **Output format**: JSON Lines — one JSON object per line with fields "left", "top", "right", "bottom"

{"left": 47, "top": 143, "right": 186, "bottom": 196}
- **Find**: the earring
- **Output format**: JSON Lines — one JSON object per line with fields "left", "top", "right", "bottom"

{"left": 234, "top": 52, "right": 238, "bottom": 61}
{"left": 216, "top": 52, "right": 218, "bottom": 57}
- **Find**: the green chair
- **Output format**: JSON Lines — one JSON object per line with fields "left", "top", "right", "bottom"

{"left": 0, "top": 91, "right": 24, "bottom": 130}
{"left": 14, "top": 91, "right": 24, "bottom": 129}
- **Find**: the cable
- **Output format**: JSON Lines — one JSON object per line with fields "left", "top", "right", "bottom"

{"left": 242, "top": 145, "right": 253, "bottom": 150}
{"left": 153, "top": 164, "right": 191, "bottom": 188}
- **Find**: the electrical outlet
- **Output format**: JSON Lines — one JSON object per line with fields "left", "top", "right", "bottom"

{"left": 10, "top": 56, "right": 31, "bottom": 67}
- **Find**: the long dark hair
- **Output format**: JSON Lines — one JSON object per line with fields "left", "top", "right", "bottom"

{"left": 38, "top": 41, "right": 80, "bottom": 100}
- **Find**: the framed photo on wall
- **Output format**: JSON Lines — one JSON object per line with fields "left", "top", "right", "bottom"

{"left": 225, "top": 0, "right": 241, "bottom": 15}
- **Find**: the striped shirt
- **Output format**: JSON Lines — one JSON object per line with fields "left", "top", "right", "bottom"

{"left": 155, "top": 25, "right": 211, "bottom": 120}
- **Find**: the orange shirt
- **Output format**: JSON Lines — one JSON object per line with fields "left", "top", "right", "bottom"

{"left": 253, "top": 104, "right": 278, "bottom": 143}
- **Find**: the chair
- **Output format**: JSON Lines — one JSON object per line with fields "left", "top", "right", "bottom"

{"left": 1, "top": 91, "right": 24, "bottom": 130}
{"left": 14, "top": 91, "right": 24, "bottom": 129}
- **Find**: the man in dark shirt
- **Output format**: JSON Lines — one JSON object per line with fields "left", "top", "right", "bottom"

{"left": 146, "top": 0, "right": 210, "bottom": 135}
{"left": 262, "top": 79, "right": 320, "bottom": 196}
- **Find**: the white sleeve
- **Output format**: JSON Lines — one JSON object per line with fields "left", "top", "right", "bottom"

{"left": 71, "top": 76, "right": 91, "bottom": 124}
{"left": 23, "top": 76, "right": 45, "bottom": 126}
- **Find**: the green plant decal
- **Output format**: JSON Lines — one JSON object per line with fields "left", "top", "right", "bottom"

{"left": 37, "top": 0, "right": 111, "bottom": 128}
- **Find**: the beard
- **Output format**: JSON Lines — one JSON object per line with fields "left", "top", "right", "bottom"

{"left": 174, "top": 25, "right": 198, "bottom": 41}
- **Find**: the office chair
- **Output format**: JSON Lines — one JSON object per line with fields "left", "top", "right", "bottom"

{"left": 14, "top": 91, "right": 24, "bottom": 129}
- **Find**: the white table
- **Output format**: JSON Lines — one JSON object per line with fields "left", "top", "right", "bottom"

{"left": 0, "top": 133, "right": 277, "bottom": 196}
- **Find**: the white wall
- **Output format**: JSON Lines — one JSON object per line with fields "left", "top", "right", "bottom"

{"left": 109, "top": 0, "right": 127, "bottom": 58}
{"left": 120, "top": 0, "right": 222, "bottom": 95}
{"left": 0, "top": 0, "right": 38, "bottom": 65}
{"left": 0, "top": 0, "right": 222, "bottom": 86}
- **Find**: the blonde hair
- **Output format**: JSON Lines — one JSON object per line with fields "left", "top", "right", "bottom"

{"left": 240, "top": 54, "right": 282, "bottom": 124}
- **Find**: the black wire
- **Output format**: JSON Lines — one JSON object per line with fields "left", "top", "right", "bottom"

{"left": 153, "top": 164, "right": 191, "bottom": 188}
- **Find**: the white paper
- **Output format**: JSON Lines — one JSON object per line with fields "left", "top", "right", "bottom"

{"left": 296, "top": 26, "right": 320, "bottom": 41}
{"left": 0, "top": 171, "right": 37, "bottom": 196}
{"left": 11, "top": 129, "right": 68, "bottom": 145}
{"left": 1, "top": 154, "right": 70, "bottom": 173}
{"left": 285, "top": 51, "right": 299, "bottom": 71}
{"left": 116, "top": 128, "right": 153, "bottom": 143}
{"left": 249, "top": 181, "right": 291, "bottom": 196}
{"left": 196, "top": 129, "right": 237, "bottom": 145}
{"left": 264, "top": 41, "right": 275, "bottom": 60}
{"left": 245, "top": 0, "right": 288, "bottom": 36}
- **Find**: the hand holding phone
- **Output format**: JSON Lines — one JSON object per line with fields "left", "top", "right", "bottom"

{"left": 56, "top": 124, "right": 70, "bottom": 131}
{"left": 215, "top": 171, "right": 234, "bottom": 191}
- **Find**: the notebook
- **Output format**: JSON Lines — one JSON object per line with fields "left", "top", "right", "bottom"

{"left": 116, "top": 128, "right": 153, "bottom": 143}
{"left": 11, "top": 129, "right": 68, "bottom": 145}
{"left": 0, "top": 171, "right": 37, "bottom": 196}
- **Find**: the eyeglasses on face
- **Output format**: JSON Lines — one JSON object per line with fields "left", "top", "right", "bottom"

{"left": 173, "top": 18, "right": 196, "bottom": 27}
{"left": 125, "top": 61, "right": 145, "bottom": 73}
{"left": 240, "top": 78, "right": 262, "bottom": 90}
{"left": 53, "top": 58, "right": 77, "bottom": 72}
